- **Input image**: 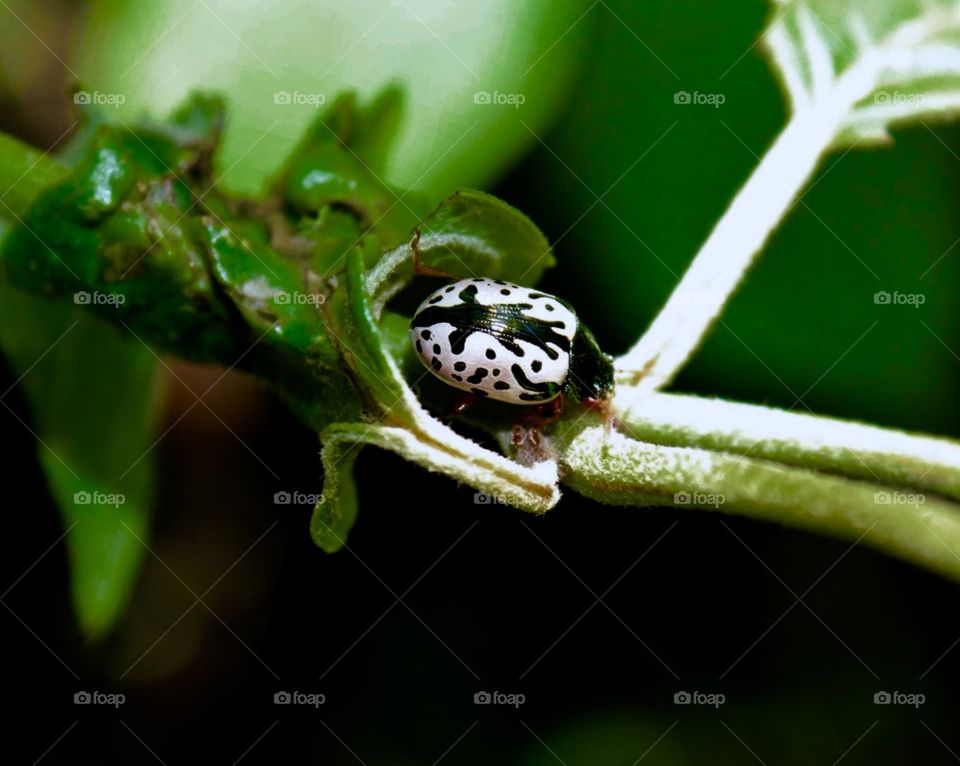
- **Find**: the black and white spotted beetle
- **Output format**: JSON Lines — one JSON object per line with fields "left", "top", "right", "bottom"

{"left": 409, "top": 278, "right": 615, "bottom": 417}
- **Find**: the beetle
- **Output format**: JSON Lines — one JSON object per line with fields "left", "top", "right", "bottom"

{"left": 409, "top": 277, "right": 615, "bottom": 418}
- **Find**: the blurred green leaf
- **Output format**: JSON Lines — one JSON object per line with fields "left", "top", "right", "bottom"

{"left": 344, "top": 85, "right": 406, "bottom": 174}
{"left": 74, "top": 0, "right": 590, "bottom": 196}
{"left": 766, "top": 0, "right": 960, "bottom": 144}
{"left": 284, "top": 87, "right": 404, "bottom": 177}
{"left": 0, "top": 133, "right": 69, "bottom": 215}
{"left": 0, "top": 284, "right": 161, "bottom": 640}
{"left": 276, "top": 91, "right": 425, "bottom": 247}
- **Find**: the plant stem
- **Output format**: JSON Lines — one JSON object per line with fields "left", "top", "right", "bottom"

{"left": 615, "top": 54, "right": 882, "bottom": 391}
{"left": 0, "top": 132, "right": 70, "bottom": 220}
{"left": 614, "top": 390, "right": 960, "bottom": 502}
{"left": 556, "top": 421, "right": 960, "bottom": 585}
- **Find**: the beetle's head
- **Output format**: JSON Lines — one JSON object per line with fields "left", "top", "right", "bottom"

{"left": 563, "top": 323, "right": 615, "bottom": 403}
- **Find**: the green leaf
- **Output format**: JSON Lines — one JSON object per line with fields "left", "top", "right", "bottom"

{"left": 198, "top": 216, "right": 338, "bottom": 364}
{"left": 310, "top": 423, "right": 365, "bottom": 553}
{"left": 315, "top": 240, "right": 561, "bottom": 551}
{"left": 74, "top": 1, "right": 588, "bottom": 196}
{"left": 285, "top": 90, "right": 396, "bottom": 163}
{"left": 0, "top": 133, "right": 69, "bottom": 217}
{"left": 414, "top": 189, "right": 555, "bottom": 283}
{"left": 276, "top": 89, "right": 424, "bottom": 247}
{"left": 1, "top": 121, "right": 240, "bottom": 361}
{"left": 348, "top": 85, "right": 405, "bottom": 175}
{"left": 365, "top": 188, "right": 556, "bottom": 317}
{"left": 765, "top": 0, "right": 960, "bottom": 144}
{"left": 313, "top": 418, "right": 561, "bottom": 552}
{"left": 0, "top": 98, "right": 367, "bottom": 433}
{"left": 327, "top": 241, "right": 418, "bottom": 424}
{"left": 0, "top": 283, "right": 162, "bottom": 639}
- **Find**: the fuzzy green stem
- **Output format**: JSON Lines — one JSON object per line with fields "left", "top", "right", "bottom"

{"left": 614, "top": 390, "right": 960, "bottom": 502}
{"left": 555, "top": 420, "right": 960, "bottom": 585}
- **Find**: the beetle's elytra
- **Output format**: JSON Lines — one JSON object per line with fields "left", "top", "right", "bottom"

{"left": 409, "top": 277, "right": 614, "bottom": 406}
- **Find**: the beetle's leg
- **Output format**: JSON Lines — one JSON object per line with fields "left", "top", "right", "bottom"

{"left": 512, "top": 416, "right": 539, "bottom": 452}
{"left": 450, "top": 392, "right": 479, "bottom": 418}
{"left": 584, "top": 397, "right": 619, "bottom": 434}
{"left": 512, "top": 421, "right": 525, "bottom": 448}
{"left": 411, "top": 229, "right": 461, "bottom": 280}
{"left": 540, "top": 397, "right": 564, "bottom": 427}
{"left": 511, "top": 399, "right": 561, "bottom": 453}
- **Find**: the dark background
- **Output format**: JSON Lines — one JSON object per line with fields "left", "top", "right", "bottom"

{"left": 3, "top": 0, "right": 960, "bottom": 762}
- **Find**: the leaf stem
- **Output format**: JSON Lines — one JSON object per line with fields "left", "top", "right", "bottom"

{"left": 616, "top": 52, "right": 882, "bottom": 391}
{"left": 614, "top": 390, "right": 960, "bottom": 502}
{"left": 556, "top": 421, "right": 960, "bottom": 585}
